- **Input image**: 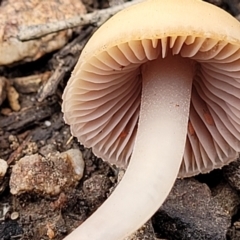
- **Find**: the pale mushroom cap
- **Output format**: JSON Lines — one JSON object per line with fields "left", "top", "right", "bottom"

{"left": 63, "top": 0, "right": 240, "bottom": 177}
{"left": 78, "top": 0, "right": 240, "bottom": 62}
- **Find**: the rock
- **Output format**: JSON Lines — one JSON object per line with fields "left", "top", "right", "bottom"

{"left": 10, "top": 149, "right": 85, "bottom": 196}
{"left": 83, "top": 174, "right": 112, "bottom": 210}
{"left": 214, "top": 181, "right": 240, "bottom": 240}
{"left": 153, "top": 178, "right": 239, "bottom": 240}
{"left": 0, "top": 0, "right": 86, "bottom": 65}
{"left": 0, "top": 158, "right": 8, "bottom": 183}
{"left": 212, "top": 181, "right": 240, "bottom": 217}
{"left": 223, "top": 157, "right": 240, "bottom": 192}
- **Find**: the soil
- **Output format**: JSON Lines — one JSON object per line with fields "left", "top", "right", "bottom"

{"left": 0, "top": 0, "right": 240, "bottom": 240}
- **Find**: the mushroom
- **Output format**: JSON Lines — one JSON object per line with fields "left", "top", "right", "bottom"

{"left": 62, "top": 0, "right": 240, "bottom": 239}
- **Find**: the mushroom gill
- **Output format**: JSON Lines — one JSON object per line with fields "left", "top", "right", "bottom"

{"left": 64, "top": 36, "right": 240, "bottom": 176}
{"left": 62, "top": 0, "right": 240, "bottom": 239}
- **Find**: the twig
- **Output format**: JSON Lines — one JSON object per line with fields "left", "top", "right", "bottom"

{"left": 37, "top": 26, "right": 94, "bottom": 102}
{"left": 66, "top": 135, "right": 74, "bottom": 145}
{"left": 0, "top": 97, "right": 60, "bottom": 131}
{"left": 17, "top": 0, "right": 143, "bottom": 41}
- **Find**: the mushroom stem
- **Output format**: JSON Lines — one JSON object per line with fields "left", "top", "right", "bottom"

{"left": 64, "top": 54, "right": 195, "bottom": 240}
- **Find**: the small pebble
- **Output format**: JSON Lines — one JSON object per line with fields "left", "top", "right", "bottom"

{"left": 0, "top": 159, "right": 8, "bottom": 183}
{"left": 8, "top": 135, "right": 19, "bottom": 151}
{"left": 10, "top": 211, "right": 19, "bottom": 220}
{"left": 46, "top": 223, "right": 55, "bottom": 239}
{"left": 64, "top": 149, "right": 85, "bottom": 176}
{"left": 44, "top": 120, "right": 51, "bottom": 127}
{"left": 7, "top": 85, "right": 20, "bottom": 111}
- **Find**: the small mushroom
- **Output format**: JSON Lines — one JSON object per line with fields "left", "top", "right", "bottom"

{"left": 62, "top": 0, "right": 240, "bottom": 239}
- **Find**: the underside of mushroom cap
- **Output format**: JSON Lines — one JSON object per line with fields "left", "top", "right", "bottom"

{"left": 62, "top": 0, "right": 240, "bottom": 178}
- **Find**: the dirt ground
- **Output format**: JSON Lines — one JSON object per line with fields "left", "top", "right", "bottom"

{"left": 1, "top": 0, "right": 240, "bottom": 240}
